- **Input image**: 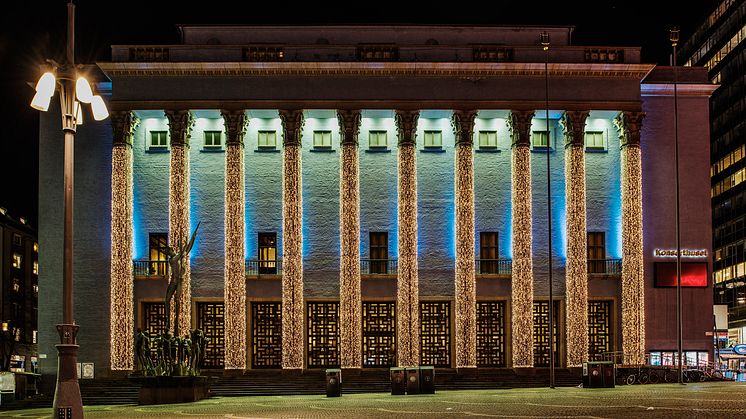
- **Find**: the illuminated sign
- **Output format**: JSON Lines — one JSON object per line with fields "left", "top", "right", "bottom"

{"left": 734, "top": 344, "right": 746, "bottom": 355}
{"left": 654, "top": 249, "right": 708, "bottom": 258}
{"left": 654, "top": 262, "right": 708, "bottom": 287}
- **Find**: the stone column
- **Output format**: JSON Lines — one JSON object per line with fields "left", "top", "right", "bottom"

{"left": 109, "top": 110, "right": 139, "bottom": 371}
{"left": 615, "top": 111, "right": 646, "bottom": 365}
{"left": 508, "top": 110, "right": 535, "bottom": 368}
{"left": 561, "top": 110, "right": 590, "bottom": 368}
{"left": 279, "top": 109, "right": 305, "bottom": 370}
{"left": 165, "top": 109, "right": 194, "bottom": 337}
{"left": 221, "top": 109, "right": 248, "bottom": 370}
{"left": 338, "top": 110, "right": 363, "bottom": 369}
{"left": 395, "top": 110, "right": 420, "bottom": 367}
{"left": 452, "top": 110, "right": 478, "bottom": 369}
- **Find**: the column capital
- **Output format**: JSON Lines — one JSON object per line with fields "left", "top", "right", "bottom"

{"left": 614, "top": 111, "right": 645, "bottom": 148}
{"left": 110, "top": 111, "right": 139, "bottom": 147}
{"left": 279, "top": 109, "right": 305, "bottom": 147}
{"left": 165, "top": 110, "right": 194, "bottom": 147}
{"left": 221, "top": 110, "right": 249, "bottom": 147}
{"left": 451, "top": 110, "right": 478, "bottom": 147}
{"left": 560, "top": 110, "right": 590, "bottom": 148}
{"left": 337, "top": 110, "right": 362, "bottom": 146}
{"left": 508, "top": 110, "right": 535, "bottom": 147}
{"left": 395, "top": 110, "right": 419, "bottom": 147}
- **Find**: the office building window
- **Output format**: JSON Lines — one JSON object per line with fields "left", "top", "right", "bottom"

{"left": 149, "top": 131, "right": 168, "bottom": 149}
{"left": 258, "top": 232, "right": 278, "bottom": 274}
{"left": 585, "top": 131, "right": 605, "bottom": 150}
{"left": 479, "top": 232, "right": 499, "bottom": 274}
{"left": 478, "top": 131, "right": 497, "bottom": 148}
{"left": 532, "top": 131, "right": 549, "bottom": 148}
{"left": 369, "top": 131, "right": 388, "bottom": 148}
{"left": 204, "top": 131, "right": 222, "bottom": 149}
{"left": 258, "top": 130, "right": 277, "bottom": 149}
{"left": 423, "top": 130, "right": 442, "bottom": 148}
{"left": 370, "top": 232, "right": 388, "bottom": 274}
{"left": 12, "top": 253, "right": 22, "bottom": 269}
{"left": 587, "top": 232, "right": 606, "bottom": 273}
{"left": 313, "top": 130, "right": 332, "bottom": 148}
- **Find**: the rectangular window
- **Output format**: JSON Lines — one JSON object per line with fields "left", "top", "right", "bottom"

{"left": 148, "top": 233, "right": 168, "bottom": 276}
{"left": 479, "top": 232, "right": 499, "bottom": 274}
{"left": 369, "top": 131, "right": 388, "bottom": 148}
{"left": 423, "top": 130, "right": 443, "bottom": 148}
{"left": 12, "top": 234, "right": 22, "bottom": 246}
{"left": 587, "top": 232, "right": 606, "bottom": 273}
{"left": 313, "top": 130, "right": 332, "bottom": 148}
{"left": 149, "top": 131, "right": 168, "bottom": 148}
{"left": 258, "top": 233, "right": 278, "bottom": 274}
{"left": 12, "top": 253, "right": 22, "bottom": 269}
{"left": 203, "top": 131, "right": 222, "bottom": 148}
{"left": 12, "top": 278, "right": 20, "bottom": 293}
{"left": 33, "top": 260, "right": 38, "bottom": 275}
{"left": 478, "top": 131, "right": 498, "bottom": 148}
{"left": 257, "top": 130, "right": 277, "bottom": 149}
{"left": 33, "top": 242, "right": 38, "bottom": 253}
{"left": 369, "top": 232, "right": 389, "bottom": 274}
{"left": 532, "top": 131, "right": 549, "bottom": 148}
{"left": 585, "top": 131, "right": 605, "bottom": 150}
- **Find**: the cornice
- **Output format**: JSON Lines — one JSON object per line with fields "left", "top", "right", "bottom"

{"left": 640, "top": 83, "right": 719, "bottom": 97}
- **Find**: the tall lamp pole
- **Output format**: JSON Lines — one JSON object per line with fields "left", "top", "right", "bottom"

{"left": 541, "top": 31, "right": 556, "bottom": 389}
{"left": 670, "top": 27, "right": 685, "bottom": 385}
{"left": 29, "top": 1, "right": 109, "bottom": 417}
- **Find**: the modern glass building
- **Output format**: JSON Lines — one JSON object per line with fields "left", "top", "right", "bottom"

{"left": 680, "top": 0, "right": 746, "bottom": 346}
{"left": 37, "top": 25, "right": 716, "bottom": 380}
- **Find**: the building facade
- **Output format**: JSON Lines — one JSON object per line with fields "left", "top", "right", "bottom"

{"left": 38, "top": 25, "right": 716, "bottom": 378}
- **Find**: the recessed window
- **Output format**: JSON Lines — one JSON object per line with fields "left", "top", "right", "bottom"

{"left": 33, "top": 261, "right": 38, "bottom": 275}
{"left": 148, "top": 233, "right": 168, "bottom": 276}
{"left": 585, "top": 131, "right": 605, "bottom": 150}
{"left": 423, "top": 131, "right": 443, "bottom": 148}
{"left": 12, "top": 253, "right": 22, "bottom": 269}
{"left": 258, "top": 131, "right": 277, "bottom": 149}
{"left": 313, "top": 131, "right": 332, "bottom": 149}
{"left": 149, "top": 131, "right": 168, "bottom": 149}
{"left": 203, "top": 131, "right": 222, "bottom": 149}
{"left": 587, "top": 232, "right": 606, "bottom": 274}
{"left": 479, "top": 232, "right": 499, "bottom": 274}
{"left": 478, "top": 131, "right": 498, "bottom": 149}
{"left": 258, "top": 233, "right": 278, "bottom": 274}
{"left": 12, "top": 234, "right": 22, "bottom": 246}
{"left": 369, "top": 131, "right": 388, "bottom": 148}
{"left": 532, "top": 131, "right": 549, "bottom": 148}
{"left": 369, "top": 232, "right": 389, "bottom": 274}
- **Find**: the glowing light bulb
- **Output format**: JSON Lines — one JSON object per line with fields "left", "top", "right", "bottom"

{"left": 75, "top": 76, "right": 93, "bottom": 104}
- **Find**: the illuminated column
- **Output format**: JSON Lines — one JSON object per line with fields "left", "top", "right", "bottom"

{"left": 165, "top": 109, "right": 194, "bottom": 337}
{"left": 280, "top": 109, "right": 305, "bottom": 369}
{"left": 452, "top": 110, "right": 478, "bottom": 369}
{"left": 614, "top": 111, "right": 646, "bottom": 365}
{"left": 338, "top": 110, "right": 362, "bottom": 369}
{"left": 561, "top": 110, "right": 590, "bottom": 368}
{"left": 395, "top": 110, "right": 420, "bottom": 367}
{"left": 109, "top": 110, "right": 139, "bottom": 370}
{"left": 221, "top": 109, "right": 248, "bottom": 370}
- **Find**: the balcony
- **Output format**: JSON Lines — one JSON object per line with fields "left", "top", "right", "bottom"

{"left": 245, "top": 259, "right": 283, "bottom": 276}
{"left": 475, "top": 259, "right": 512, "bottom": 276}
{"left": 588, "top": 258, "right": 622, "bottom": 276}
{"left": 133, "top": 260, "right": 167, "bottom": 278}
{"left": 361, "top": 259, "right": 398, "bottom": 275}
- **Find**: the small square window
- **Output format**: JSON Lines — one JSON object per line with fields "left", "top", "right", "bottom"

{"left": 423, "top": 131, "right": 442, "bottom": 148}
{"left": 12, "top": 234, "right": 22, "bottom": 246}
{"left": 313, "top": 131, "right": 332, "bottom": 148}
{"left": 12, "top": 253, "right": 22, "bottom": 269}
{"left": 478, "top": 131, "right": 498, "bottom": 148}
{"left": 204, "top": 131, "right": 222, "bottom": 149}
{"left": 258, "top": 131, "right": 277, "bottom": 149}
{"left": 369, "top": 131, "right": 388, "bottom": 148}
{"left": 532, "top": 131, "right": 549, "bottom": 148}
{"left": 149, "top": 131, "right": 168, "bottom": 148}
{"left": 585, "top": 131, "right": 605, "bottom": 150}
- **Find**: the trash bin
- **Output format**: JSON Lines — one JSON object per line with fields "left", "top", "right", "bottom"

{"left": 325, "top": 368, "right": 341, "bottom": 397}
{"left": 583, "top": 362, "right": 615, "bottom": 388}
{"left": 406, "top": 367, "right": 420, "bottom": 395}
{"left": 419, "top": 366, "right": 435, "bottom": 394}
{"left": 390, "top": 367, "right": 406, "bottom": 395}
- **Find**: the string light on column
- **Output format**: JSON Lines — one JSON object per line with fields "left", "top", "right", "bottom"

{"left": 508, "top": 110, "right": 535, "bottom": 368}
{"left": 452, "top": 110, "right": 477, "bottom": 369}
{"left": 280, "top": 110, "right": 305, "bottom": 369}
{"left": 222, "top": 110, "right": 248, "bottom": 370}
{"left": 395, "top": 110, "right": 420, "bottom": 368}
{"left": 338, "top": 110, "right": 362, "bottom": 369}
{"left": 110, "top": 111, "right": 138, "bottom": 370}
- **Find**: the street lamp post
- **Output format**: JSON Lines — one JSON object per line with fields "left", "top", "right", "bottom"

{"left": 29, "top": 1, "right": 109, "bottom": 417}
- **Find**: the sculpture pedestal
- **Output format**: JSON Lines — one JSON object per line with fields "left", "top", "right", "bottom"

{"left": 129, "top": 376, "right": 210, "bottom": 405}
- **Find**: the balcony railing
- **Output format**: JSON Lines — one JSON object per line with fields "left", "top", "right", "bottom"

{"left": 475, "top": 259, "right": 512, "bottom": 275}
{"left": 361, "top": 259, "right": 398, "bottom": 275}
{"left": 133, "top": 260, "right": 168, "bottom": 277}
{"left": 245, "top": 259, "right": 283, "bottom": 276}
{"left": 588, "top": 258, "right": 622, "bottom": 275}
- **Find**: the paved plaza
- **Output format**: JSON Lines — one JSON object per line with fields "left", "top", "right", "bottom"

{"left": 3, "top": 382, "right": 746, "bottom": 418}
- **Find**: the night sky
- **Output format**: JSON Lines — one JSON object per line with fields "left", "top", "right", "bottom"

{"left": 0, "top": 0, "right": 718, "bottom": 229}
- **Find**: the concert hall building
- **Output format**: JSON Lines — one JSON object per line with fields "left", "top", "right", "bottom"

{"left": 38, "top": 25, "right": 717, "bottom": 379}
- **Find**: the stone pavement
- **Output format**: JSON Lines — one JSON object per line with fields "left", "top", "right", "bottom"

{"left": 2, "top": 382, "right": 745, "bottom": 418}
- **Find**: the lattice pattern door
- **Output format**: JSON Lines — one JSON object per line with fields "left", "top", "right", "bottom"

{"left": 420, "top": 301, "right": 451, "bottom": 367}
{"left": 588, "top": 301, "right": 613, "bottom": 361}
{"left": 142, "top": 302, "right": 167, "bottom": 337}
{"left": 197, "top": 302, "right": 225, "bottom": 369}
{"left": 362, "top": 302, "right": 396, "bottom": 367}
{"left": 476, "top": 301, "right": 506, "bottom": 367}
{"left": 251, "top": 302, "right": 282, "bottom": 368}
{"left": 533, "top": 301, "right": 560, "bottom": 367}
{"left": 307, "top": 302, "right": 340, "bottom": 368}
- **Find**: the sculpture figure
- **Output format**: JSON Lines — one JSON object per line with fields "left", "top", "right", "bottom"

{"left": 164, "top": 223, "right": 200, "bottom": 335}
